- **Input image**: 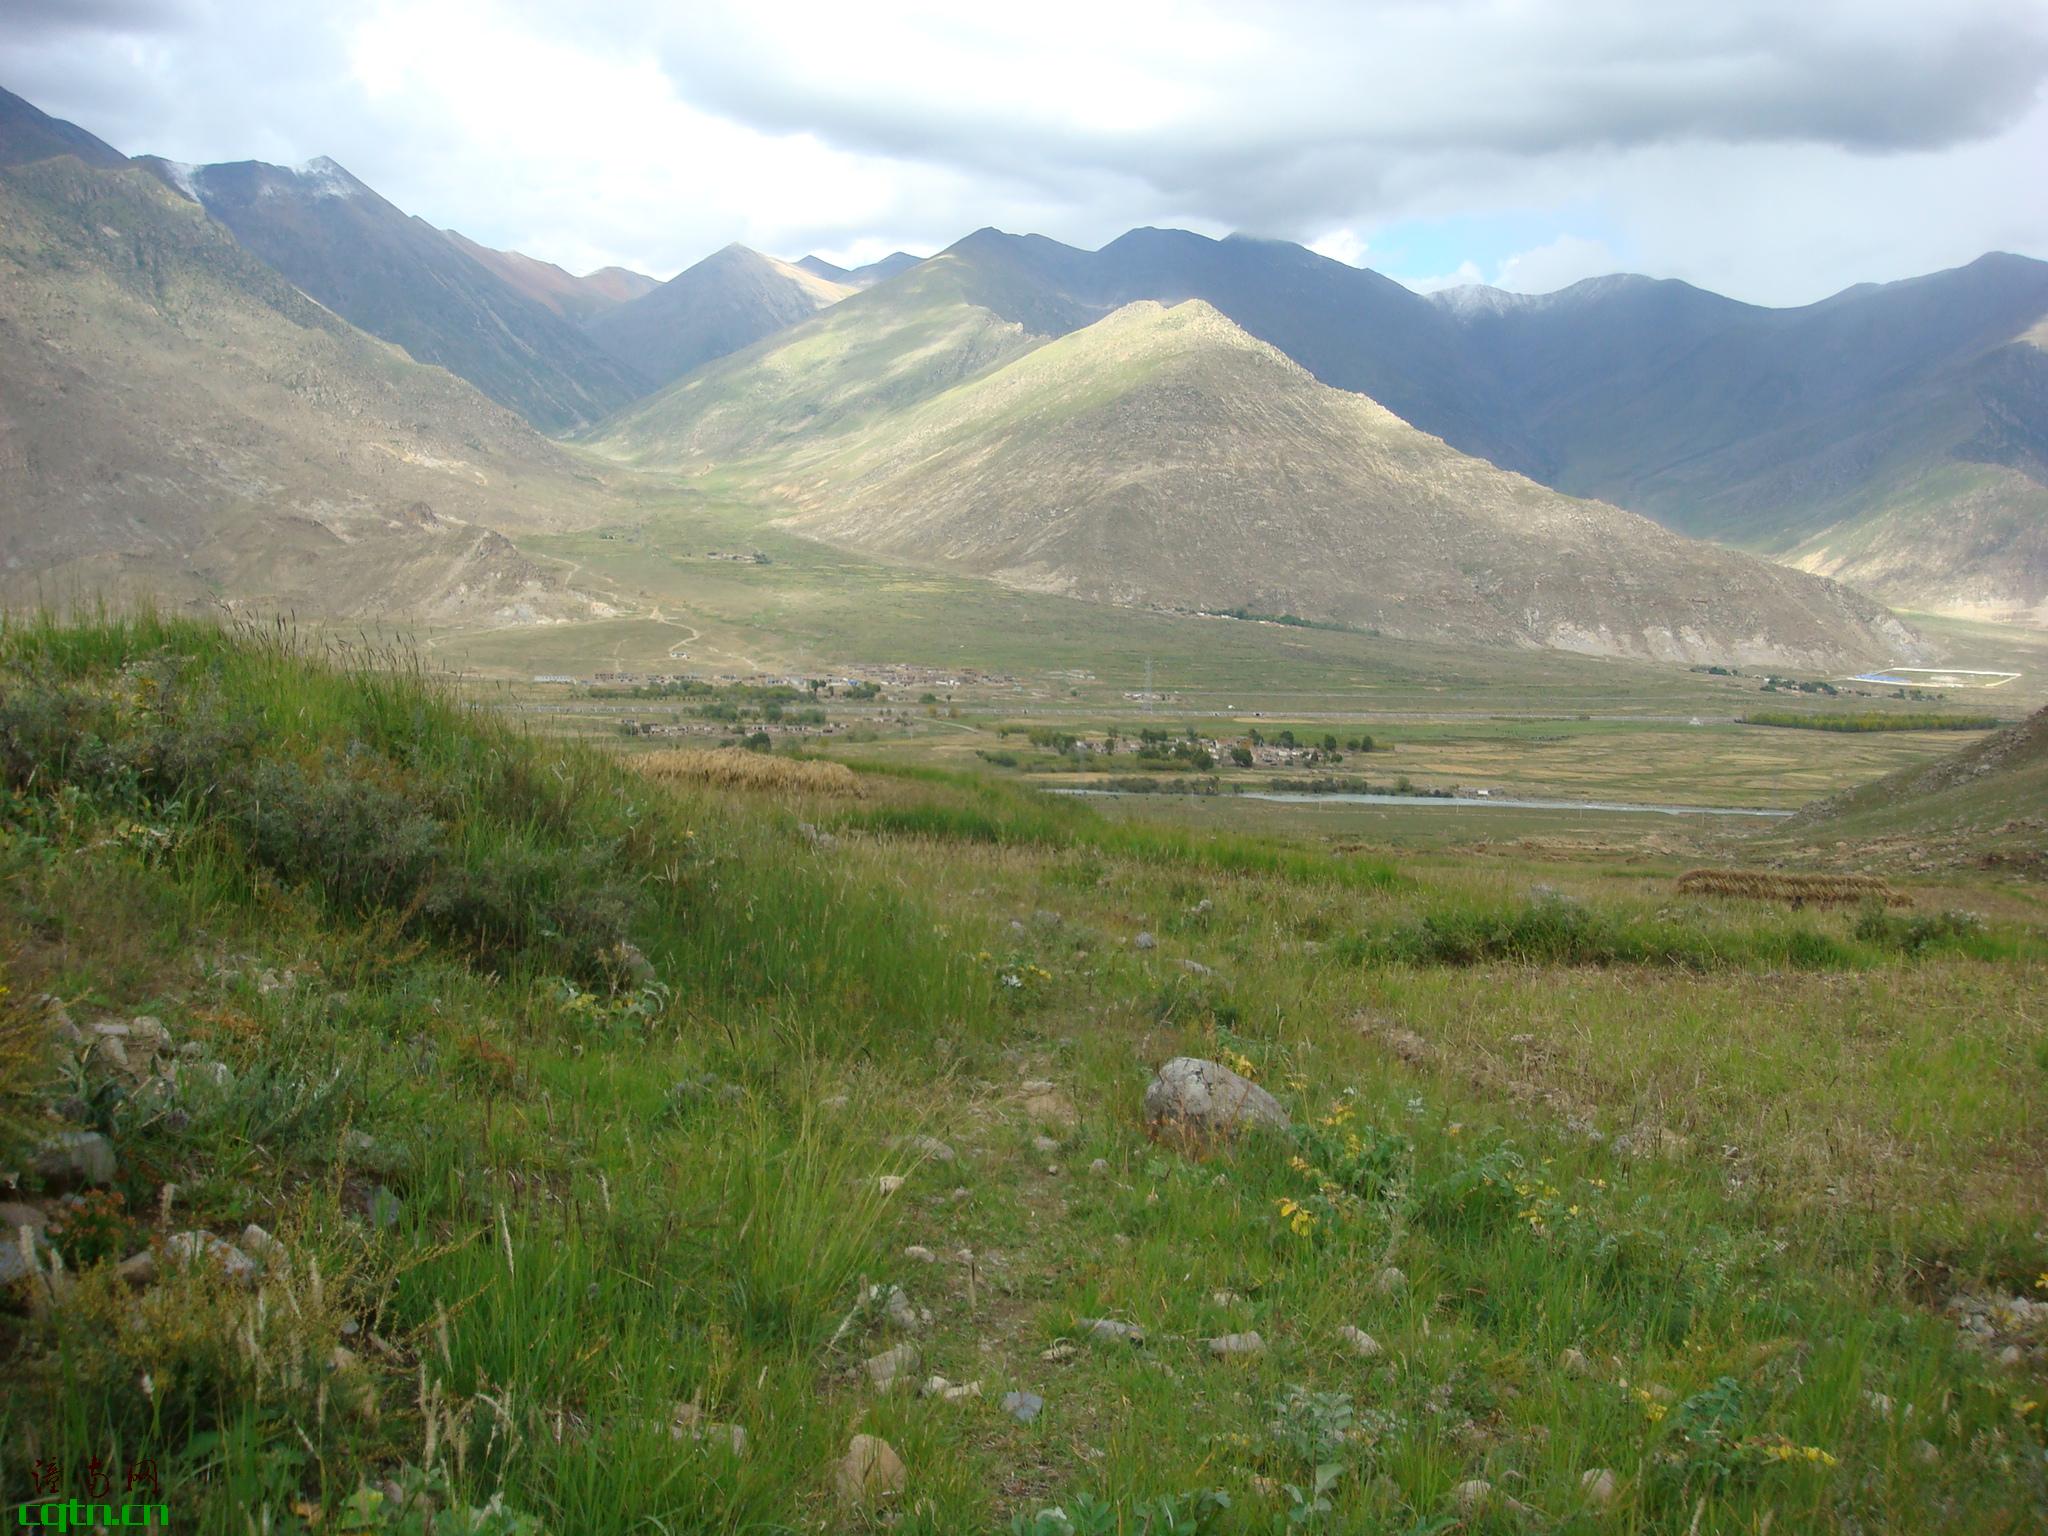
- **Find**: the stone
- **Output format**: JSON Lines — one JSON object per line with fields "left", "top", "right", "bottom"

{"left": 901, "top": 1135, "right": 957, "bottom": 1163}
{"left": 1040, "top": 1342, "right": 1078, "bottom": 1363}
{"left": 164, "top": 1231, "right": 257, "bottom": 1282}
{"left": 33, "top": 1131, "right": 116, "bottom": 1190}
{"left": 240, "top": 1224, "right": 288, "bottom": 1269}
{"left": 1559, "top": 1346, "right": 1593, "bottom": 1377}
{"left": 922, "top": 1376, "right": 982, "bottom": 1402}
{"left": 1, "top": 1225, "right": 49, "bottom": 1287}
{"left": 1190, "top": 899, "right": 1213, "bottom": 915}
{"left": 1089, "top": 1158, "right": 1110, "bottom": 1176}
{"left": 611, "top": 941, "right": 657, "bottom": 987}
{"left": 1337, "top": 1325, "right": 1382, "bottom": 1358}
{"left": 367, "top": 1186, "right": 404, "bottom": 1229}
{"left": 1175, "top": 959, "right": 1214, "bottom": 978}
{"left": 671, "top": 1403, "right": 746, "bottom": 1455}
{"left": 903, "top": 1245, "right": 938, "bottom": 1264}
{"left": 864, "top": 1342, "right": 921, "bottom": 1392}
{"left": 1372, "top": 1266, "right": 1407, "bottom": 1296}
{"left": 877, "top": 1175, "right": 906, "bottom": 1195}
{"left": 1212, "top": 1290, "right": 1243, "bottom": 1307}
{"left": 1207, "top": 1331, "right": 1265, "bottom": 1357}
{"left": 1453, "top": 1480, "right": 1493, "bottom": 1512}
{"left": 1033, "top": 1135, "right": 1060, "bottom": 1154}
{"left": 1912, "top": 1439, "right": 1940, "bottom": 1466}
{"left": 1133, "top": 932, "right": 1156, "bottom": 951}
{"left": 1019, "top": 1079, "right": 1056, "bottom": 1096}
{"left": 836, "top": 1434, "right": 906, "bottom": 1503}
{"left": 1581, "top": 1469, "right": 1615, "bottom": 1507}
{"left": 1142, "top": 1058, "right": 1288, "bottom": 1140}
{"left": 1001, "top": 1389, "right": 1045, "bottom": 1423}
{"left": 1081, "top": 1318, "right": 1145, "bottom": 1345}
{"left": 880, "top": 1286, "right": 929, "bottom": 1333}
{"left": 115, "top": 1249, "right": 157, "bottom": 1288}
{"left": 0, "top": 1201, "right": 48, "bottom": 1236}
{"left": 127, "top": 1016, "right": 171, "bottom": 1052}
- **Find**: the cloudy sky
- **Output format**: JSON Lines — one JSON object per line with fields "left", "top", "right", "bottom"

{"left": 5, "top": 0, "right": 2046, "bottom": 303}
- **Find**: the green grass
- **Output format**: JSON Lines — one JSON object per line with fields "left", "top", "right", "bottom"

{"left": 1741, "top": 711, "right": 2002, "bottom": 732}
{"left": 3, "top": 613, "right": 2045, "bottom": 1533}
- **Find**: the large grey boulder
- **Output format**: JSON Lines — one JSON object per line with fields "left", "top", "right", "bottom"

{"left": 1143, "top": 1057, "right": 1288, "bottom": 1139}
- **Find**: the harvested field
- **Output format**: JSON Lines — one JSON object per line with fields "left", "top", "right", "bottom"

{"left": 633, "top": 747, "right": 861, "bottom": 796}
{"left": 1676, "top": 867, "right": 1908, "bottom": 906}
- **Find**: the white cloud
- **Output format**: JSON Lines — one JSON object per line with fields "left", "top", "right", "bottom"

{"left": 1399, "top": 261, "right": 1487, "bottom": 294}
{"left": 2, "top": 0, "right": 2045, "bottom": 299}
{"left": 1308, "top": 228, "right": 1370, "bottom": 267}
{"left": 1494, "top": 235, "right": 1619, "bottom": 294}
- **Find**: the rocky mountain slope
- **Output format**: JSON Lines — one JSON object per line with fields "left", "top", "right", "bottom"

{"left": 134, "top": 153, "right": 647, "bottom": 432}
{"left": 584, "top": 243, "right": 853, "bottom": 391}
{"left": 0, "top": 156, "right": 617, "bottom": 624}
{"left": 758, "top": 299, "right": 1919, "bottom": 668}
{"left": 796, "top": 250, "right": 925, "bottom": 288}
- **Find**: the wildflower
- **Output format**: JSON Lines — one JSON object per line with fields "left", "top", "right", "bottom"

{"left": 1225, "top": 1050, "right": 1258, "bottom": 1080}
{"left": 1275, "top": 1198, "right": 1317, "bottom": 1238}
{"left": 1289, "top": 1156, "right": 1314, "bottom": 1175}
{"left": 1446, "top": 1122, "right": 1463, "bottom": 1137}
{"left": 2036, "top": 1271, "right": 2048, "bottom": 1292}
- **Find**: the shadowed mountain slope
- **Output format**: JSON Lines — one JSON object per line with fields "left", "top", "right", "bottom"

{"left": 0, "top": 157, "right": 617, "bottom": 623}
{"left": 759, "top": 299, "right": 1920, "bottom": 669}
{"left": 0, "top": 84, "right": 126, "bottom": 169}
{"left": 584, "top": 243, "right": 853, "bottom": 390}
{"left": 796, "top": 251, "right": 925, "bottom": 288}
{"left": 135, "top": 153, "right": 647, "bottom": 432}
{"left": 442, "top": 232, "right": 657, "bottom": 323}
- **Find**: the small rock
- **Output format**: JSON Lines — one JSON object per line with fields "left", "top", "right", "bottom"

{"left": 1559, "top": 1346, "right": 1593, "bottom": 1377}
{"left": 1189, "top": 899, "right": 1213, "bottom": 915}
{"left": 1998, "top": 1344, "right": 2024, "bottom": 1367}
{"left": 1372, "top": 1266, "right": 1406, "bottom": 1296}
{"left": 0, "top": 1201, "right": 49, "bottom": 1236}
{"left": 1211, "top": 1289, "right": 1243, "bottom": 1307}
{"left": 127, "top": 1016, "right": 172, "bottom": 1053}
{"left": 901, "top": 1135, "right": 957, "bottom": 1163}
{"left": 611, "top": 940, "right": 657, "bottom": 987}
{"left": 1912, "top": 1439, "right": 1940, "bottom": 1466}
{"left": 1019, "top": 1079, "right": 1056, "bottom": 1095}
{"left": 240, "top": 1224, "right": 288, "bottom": 1270}
{"left": 1081, "top": 1318, "right": 1145, "bottom": 1345}
{"left": 903, "top": 1245, "right": 937, "bottom": 1264}
{"left": 1175, "top": 959, "right": 1213, "bottom": 978}
{"left": 1089, "top": 1158, "right": 1110, "bottom": 1176}
{"left": 819, "top": 1094, "right": 849, "bottom": 1112}
{"left": 1337, "top": 1325, "right": 1382, "bottom": 1358}
{"left": 1001, "top": 1389, "right": 1045, "bottom": 1423}
{"left": 881, "top": 1286, "right": 929, "bottom": 1333}
{"left": 1040, "top": 1342, "right": 1078, "bottom": 1362}
{"left": 115, "top": 1249, "right": 156, "bottom": 1288}
{"left": 1142, "top": 1057, "right": 1289, "bottom": 1140}
{"left": 1033, "top": 1135, "right": 1059, "bottom": 1154}
{"left": 921, "top": 1376, "right": 982, "bottom": 1402}
{"left": 671, "top": 1403, "right": 746, "bottom": 1455}
{"left": 32, "top": 1131, "right": 116, "bottom": 1190}
{"left": 835, "top": 1434, "right": 906, "bottom": 1504}
{"left": 164, "top": 1231, "right": 257, "bottom": 1282}
{"left": 366, "top": 1186, "right": 403, "bottom": 1229}
{"left": 864, "top": 1342, "right": 921, "bottom": 1392}
{"left": 1133, "top": 932, "right": 1157, "bottom": 951}
{"left": 1, "top": 1226, "right": 49, "bottom": 1287}
{"left": 1207, "top": 1331, "right": 1265, "bottom": 1357}
{"left": 1453, "top": 1479, "right": 1492, "bottom": 1512}
{"left": 1581, "top": 1468, "right": 1616, "bottom": 1507}
{"left": 877, "top": 1175, "right": 906, "bottom": 1195}
{"left": 950, "top": 1186, "right": 970, "bottom": 1203}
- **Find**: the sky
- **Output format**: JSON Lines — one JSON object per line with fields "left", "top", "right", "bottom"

{"left": 4, "top": 0, "right": 2046, "bottom": 305}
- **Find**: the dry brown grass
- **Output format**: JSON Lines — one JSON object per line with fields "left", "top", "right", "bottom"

{"left": 632, "top": 748, "right": 861, "bottom": 797}
{"left": 1674, "top": 868, "right": 1908, "bottom": 907}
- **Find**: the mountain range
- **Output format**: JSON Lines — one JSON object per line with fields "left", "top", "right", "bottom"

{"left": 1, "top": 82, "right": 2043, "bottom": 656}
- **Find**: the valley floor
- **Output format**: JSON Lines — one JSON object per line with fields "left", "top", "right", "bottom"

{"left": 1, "top": 615, "right": 2045, "bottom": 1533}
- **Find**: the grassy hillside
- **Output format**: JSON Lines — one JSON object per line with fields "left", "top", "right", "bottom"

{"left": 0, "top": 156, "right": 621, "bottom": 624}
{"left": 3, "top": 614, "right": 2046, "bottom": 1531}
{"left": 758, "top": 300, "right": 1918, "bottom": 670}
{"left": 1782, "top": 706, "right": 2048, "bottom": 873}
